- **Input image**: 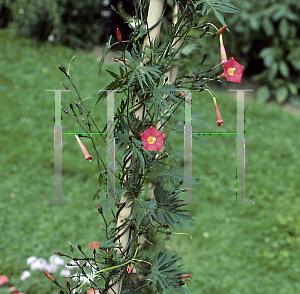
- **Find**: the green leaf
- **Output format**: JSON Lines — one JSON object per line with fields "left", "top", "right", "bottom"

{"left": 287, "top": 83, "right": 298, "bottom": 95}
{"left": 262, "top": 17, "right": 274, "bottom": 37}
{"left": 249, "top": 17, "right": 260, "bottom": 31}
{"left": 154, "top": 187, "right": 193, "bottom": 230}
{"left": 130, "top": 199, "right": 157, "bottom": 229}
{"left": 275, "top": 86, "right": 288, "bottom": 103}
{"left": 279, "top": 18, "right": 289, "bottom": 39}
{"left": 99, "top": 35, "right": 112, "bottom": 75}
{"left": 256, "top": 86, "right": 270, "bottom": 103}
{"left": 147, "top": 250, "right": 189, "bottom": 294}
{"left": 268, "top": 62, "right": 278, "bottom": 80}
{"left": 105, "top": 69, "right": 118, "bottom": 79}
{"left": 95, "top": 89, "right": 107, "bottom": 106}
{"left": 279, "top": 60, "right": 289, "bottom": 78}
{"left": 259, "top": 48, "right": 275, "bottom": 67}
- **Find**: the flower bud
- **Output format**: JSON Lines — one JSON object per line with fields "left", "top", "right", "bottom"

{"left": 43, "top": 270, "right": 55, "bottom": 282}
{"left": 181, "top": 274, "right": 192, "bottom": 279}
{"left": 215, "top": 25, "right": 227, "bottom": 36}
{"left": 220, "top": 34, "right": 227, "bottom": 63}
{"left": 116, "top": 28, "right": 122, "bottom": 44}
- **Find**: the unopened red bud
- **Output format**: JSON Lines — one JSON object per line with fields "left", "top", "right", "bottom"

{"left": 43, "top": 270, "right": 55, "bottom": 282}
{"left": 53, "top": 251, "right": 65, "bottom": 256}
{"left": 65, "top": 280, "right": 71, "bottom": 290}
{"left": 116, "top": 28, "right": 122, "bottom": 43}
{"left": 181, "top": 274, "right": 192, "bottom": 279}
{"left": 215, "top": 25, "right": 227, "bottom": 36}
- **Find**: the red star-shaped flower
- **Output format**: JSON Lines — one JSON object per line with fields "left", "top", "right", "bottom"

{"left": 141, "top": 126, "right": 164, "bottom": 151}
{"left": 221, "top": 57, "right": 244, "bottom": 83}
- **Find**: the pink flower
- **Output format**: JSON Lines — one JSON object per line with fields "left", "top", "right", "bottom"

{"left": 88, "top": 242, "right": 100, "bottom": 249}
{"left": 0, "top": 275, "right": 9, "bottom": 286}
{"left": 213, "top": 97, "right": 223, "bottom": 126}
{"left": 222, "top": 57, "right": 244, "bottom": 83}
{"left": 87, "top": 289, "right": 100, "bottom": 294}
{"left": 75, "top": 134, "right": 92, "bottom": 161}
{"left": 127, "top": 265, "right": 132, "bottom": 274}
{"left": 141, "top": 126, "right": 164, "bottom": 151}
{"left": 219, "top": 35, "right": 244, "bottom": 83}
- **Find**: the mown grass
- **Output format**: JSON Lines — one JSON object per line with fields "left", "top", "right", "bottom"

{"left": 1, "top": 29, "right": 300, "bottom": 294}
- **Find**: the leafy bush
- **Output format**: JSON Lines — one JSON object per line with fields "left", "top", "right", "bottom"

{"left": 8, "top": 0, "right": 104, "bottom": 48}
{"left": 177, "top": 0, "right": 300, "bottom": 105}
{"left": 0, "top": 1, "right": 12, "bottom": 28}
{"left": 226, "top": 0, "right": 300, "bottom": 105}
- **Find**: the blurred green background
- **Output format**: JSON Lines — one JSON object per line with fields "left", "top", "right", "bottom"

{"left": 1, "top": 1, "right": 300, "bottom": 293}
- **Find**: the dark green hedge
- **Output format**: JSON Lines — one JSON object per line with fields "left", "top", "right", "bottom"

{"left": 226, "top": 0, "right": 300, "bottom": 105}
{"left": 5, "top": 0, "right": 105, "bottom": 49}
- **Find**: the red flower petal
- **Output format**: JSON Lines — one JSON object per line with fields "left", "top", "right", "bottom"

{"left": 0, "top": 275, "right": 9, "bottom": 286}
{"left": 222, "top": 57, "right": 244, "bottom": 83}
{"left": 88, "top": 242, "right": 100, "bottom": 249}
{"left": 141, "top": 126, "right": 164, "bottom": 151}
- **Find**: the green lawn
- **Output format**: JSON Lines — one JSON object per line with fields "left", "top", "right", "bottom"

{"left": 1, "top": 29, "right": 300, "bottom": 294}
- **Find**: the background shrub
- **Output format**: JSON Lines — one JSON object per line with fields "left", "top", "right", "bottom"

{"left": 173, "top": 0, "right": 300, "bottom": 105}
{"left": 8, "top": 0, "right": 105, "bottom": 48}
{"left": 0, "top": 1, "right": 12, "bottom": 28}
{"left": 229, "top": 0, "right": 300, "bottom": 105}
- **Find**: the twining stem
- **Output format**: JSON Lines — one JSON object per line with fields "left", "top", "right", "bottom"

{"left": 108, "top": 1, "right": 165, "bottom": 293}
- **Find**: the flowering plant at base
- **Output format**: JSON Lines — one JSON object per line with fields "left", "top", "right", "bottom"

{"left": 45, "top": 1, "right": 243, "bottom": 293}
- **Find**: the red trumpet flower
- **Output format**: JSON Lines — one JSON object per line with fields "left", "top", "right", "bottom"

{"left": 219, "top": 34, "right": 244, "bottom": 83}
{"left": 213, "top": 97, "right": 223, "bottom": 126}
{"left": 75, "top": 134, "right": 92, "bottom": 161}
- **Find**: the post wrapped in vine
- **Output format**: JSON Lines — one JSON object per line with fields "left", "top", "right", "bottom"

{"left": 46, "top": 0, "right": 242, "bottom": 293}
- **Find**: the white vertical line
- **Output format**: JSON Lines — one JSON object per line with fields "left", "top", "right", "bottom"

{"left": 107, "top": 90, "right": 115, "bottom": 202}
{"left": 184, "top": 91, "right": 192, "bottom": 204}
